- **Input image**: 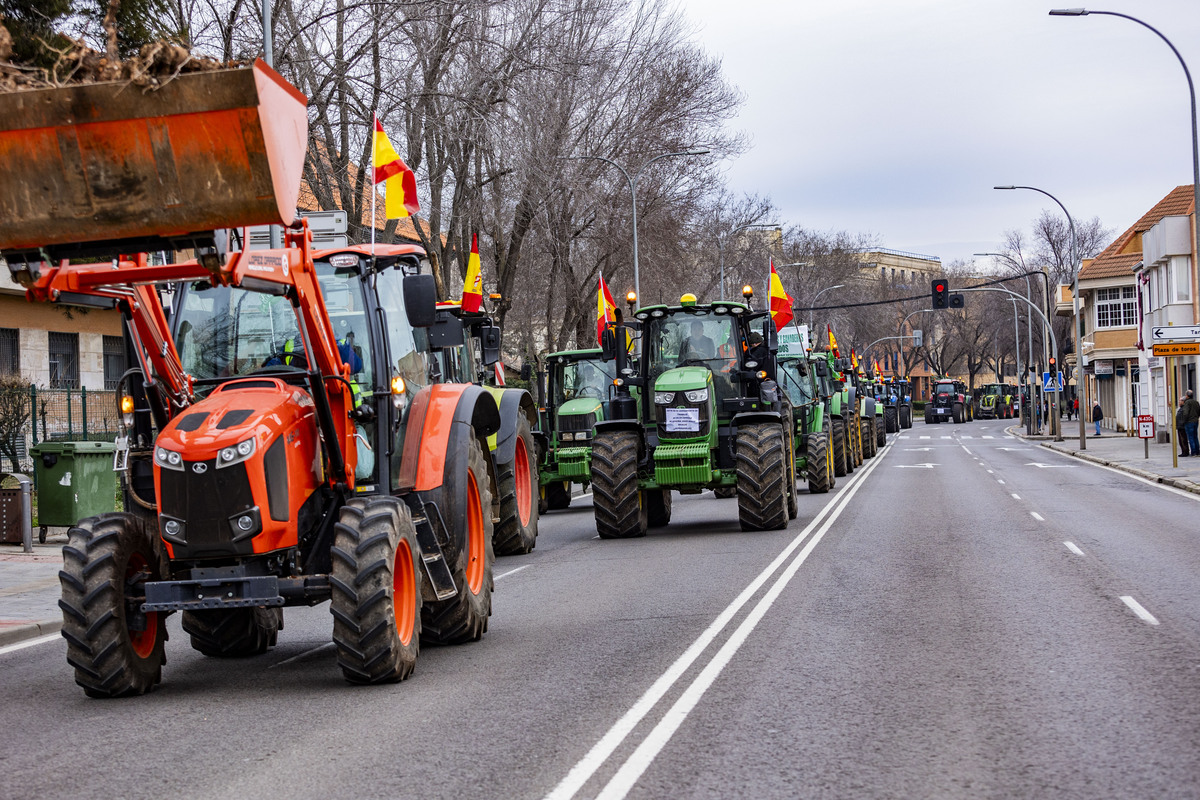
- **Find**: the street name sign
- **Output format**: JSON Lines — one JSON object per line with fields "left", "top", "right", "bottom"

{"left": 1152, "top": 342, "right": 1200, "bottom": 357}
{"left": 1151, "top": 326, "right": 1200, "bottom": 342}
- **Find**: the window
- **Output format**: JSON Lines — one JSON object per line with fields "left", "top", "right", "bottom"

{"left": 48, "top": 332, "right": 79, "bottom": 388}
{"left": 0, "top": 328, "right": 17, "bottom": 375}
{"left": 103, "top": 335, "right": 125, "bottom": 390}
{"left": 1171, "top": 255, "right": 1192, "bottom": 303}
{"left": 1095, "top": 286, "right": 1137, "bottom": 328}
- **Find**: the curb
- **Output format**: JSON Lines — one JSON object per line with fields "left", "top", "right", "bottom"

{"left": 0, "top": 618, "right": 61, "bottom": 648}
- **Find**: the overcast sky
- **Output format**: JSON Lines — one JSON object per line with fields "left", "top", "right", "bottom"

{"left": 678, "top": 0, "right": 1200, "bottom": 267}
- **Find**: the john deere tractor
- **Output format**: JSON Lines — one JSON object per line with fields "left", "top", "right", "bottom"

{"left": 778, "top": 355, "right": 834, "bottom": 493}
{"left": 538, "top": 348, "right": 617, "bottom": 511}
{"left": 590, "top": 292, "right": 795, "bottom": 537}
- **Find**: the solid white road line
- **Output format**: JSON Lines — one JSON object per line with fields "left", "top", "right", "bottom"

{"left": 589, "top": 445, "right": 891, "bottom": 800}
{"left": 544, "top": 443, "right": 892, "bottom": 800}
{"left": 1120, "top": 595, "right": 1160, "bottom": 626}
{"left": 1064, "top": 541, "right": 1085, "bottom": 556}
{"left": 495, "top": 565, "right": 531, "bottom": 581}
{"left": 0, "top": 633, "right": 59, "bottom": 657}
{"left": 1030, "top": 512, "right": 1045, "bottom": 521}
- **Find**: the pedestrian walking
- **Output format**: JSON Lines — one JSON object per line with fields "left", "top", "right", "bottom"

{"left": 1177, "top": 396, "right": 1191, "bottom": 457}
{"left": 1072, "top": 397, "right": 1079, "bottom": 420}
{"left": 1184, "top": 389, "right": 1200, "bottom": 456}
{"left": 1092, "top": 400, "right": 1103, "bottom": 436}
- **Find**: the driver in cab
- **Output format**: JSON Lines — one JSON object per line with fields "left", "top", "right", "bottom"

{"left": 680, "top": 320, "right": 716, "bottom": 361}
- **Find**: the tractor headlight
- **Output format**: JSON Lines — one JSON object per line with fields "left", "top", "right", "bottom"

{"left": 684, "top": 389, "right": 708, "bottom": 403}
{"left": 562, "top": 432, "right": 575, "bottom": 442}
{"left": 218, "top": 437, "right": 256, "bottom": 469}
{"left": 654, "top": 391, "right": 675, "bottom": 405}
{"left": 155, "top": 446, "right": 184, "bottom": 471}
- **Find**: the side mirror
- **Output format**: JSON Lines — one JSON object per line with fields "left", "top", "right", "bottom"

{"left": 814, "top": 360, "right": 829, "bottom": 378}
{"left": 402, "top": 274, "right": 437, "bottom": 328}
{"left": 480, "top": 325, "right": 501, "bottom": 366}
{"left": 600, "top": 326, "right": 616, "bottom": 361}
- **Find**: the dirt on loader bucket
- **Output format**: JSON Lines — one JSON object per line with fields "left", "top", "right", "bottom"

{"left": 0, "top": 59, "right": 308, "bottom": 257}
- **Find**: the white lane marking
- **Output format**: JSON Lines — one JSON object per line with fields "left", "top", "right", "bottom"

{"left": 941, "top": 436, "right": 951, "bottom": 440}
{"left": 919, "top": 435, "right": 930, "bottom": 440}
{"left": 1026, "top": 462, "right": 1075, "bottom": 469}
{"left": 587, "top": 443, "right": 891, "bottom": 800}
{"left": 1031, "top": 512, "right": 1045, "bottom": 521}
{"left": 987, "top": 469, "right": 994, "bottom": 474}
{"left": 0, "top": 633, "right": 59, "bottom": 657}
{"left": 895, "top": 463, "right": 937, "bottom": 469}
{"left": 997, "top": 479, "right": 1005, "bottom": 484}
{"left": 1046, "top": 449, "right": 1200, "bottom": 503}
{"left": 269, "top": 641, "right": 334, "bottom": 669}
{"left": 496, "top": 565, "right": 531, "bottom": 580}
{"left": 961, "top": 435, "right": 973, "bottom": 439}
{"left": 961, "top": 445, "right": 971, "bottom": 454}
{"left": 545, "top": 442, "right": 893, "bottom": 800}
{"left": 1120, "top": 595, "right": 1160, "bottom": 626}
{"left": 1064, "top": 541, "right": 1085, "bottom": 556}
{"left": 592, "top": 535, "right": 600, "bottom": 540}
{"left": 983, "top": 435, "right": 995, "bottom": 439}
{"left": 1011, "top": 493, "right": 1021, "bottom": 500}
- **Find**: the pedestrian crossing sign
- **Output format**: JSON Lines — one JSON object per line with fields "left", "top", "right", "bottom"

{"left": 1042, "top": 371, "right": 1064, "bottom": 392}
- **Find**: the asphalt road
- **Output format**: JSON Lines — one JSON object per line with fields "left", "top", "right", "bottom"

{"left": 3, "top": 418, "right": 1200, "bottom": 799}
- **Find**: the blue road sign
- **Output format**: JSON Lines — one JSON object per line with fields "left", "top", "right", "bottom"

{"left": 1042, "top": 371, "right": 1064, "bottom": 391}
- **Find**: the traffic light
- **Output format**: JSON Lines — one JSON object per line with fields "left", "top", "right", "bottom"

{"left": 1049, "top": 356, "right": 1056, "bottom": 370}
{"left": 931, "top": 279, "right": 948, "bottom": 309}
{"left": 949, "top": 293, "right": 965, "bottom": 308}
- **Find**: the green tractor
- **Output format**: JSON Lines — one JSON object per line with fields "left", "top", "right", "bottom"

{"left": 590, "top": 292, "right": 796, "bottom": 537}
{"left": 973, "top": 382, "right": 1018, "bottom": 420}
{"left": 537, "top": 348, "right": 617, "bottom": 512}
{"left": 813, "top": 350, "right": 859, "bottom": 478}
{"left": 431, "top": 303, "right": 540, "bottom": 555}
{"left": 777, "top": 354, "right": 835, "bottom": 493}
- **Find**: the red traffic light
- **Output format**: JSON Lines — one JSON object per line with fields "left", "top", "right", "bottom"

{"left": 935, "top": 282, "right": 945, "bottom": 291}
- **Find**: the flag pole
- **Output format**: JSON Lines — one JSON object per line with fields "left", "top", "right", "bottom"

{"left": 370, "top": 113, "right": 377, "bottom": 255}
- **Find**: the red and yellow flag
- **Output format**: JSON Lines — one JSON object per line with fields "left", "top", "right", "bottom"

{"left": 827, "top": 324, "right": 840, "bottom": 357}
{"left": 373, "top": 117, "right": 419, "bottom": 219}
{"left": 461, "top": 233, "right": 483, "bottom": 313}
{"left": 851, "top": 349, "right": 859, "bottom": 370}
{"left": 768, "top": 260, "right": 794, "bottom": 331}
{"left": 596, "top": 273, "right": 617, "bottom": 345}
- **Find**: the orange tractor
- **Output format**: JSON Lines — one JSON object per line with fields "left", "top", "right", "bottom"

{"left": 1, "top": 61, "right": 501, "bottom": 695}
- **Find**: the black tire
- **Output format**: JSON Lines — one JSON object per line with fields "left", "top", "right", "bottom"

{"left": 900, "top": 405, "right": 912, "bottom": 428}
{"left": 182, "top": 607, "right": 281, "bottom": 658}
{"left": 591, "top": 430, "right": 646, "bottom": 539}
{"left": 545, "top": 480, "right": 572, "bottom": 510}
{"left": 924, "top": 407, "right": 935, "bottom": 424}
{"left": 884, "top": 406, "right": 898, "bottom": 433}
{"left": 806, "top": 431, "right": 831, "bottom": 493}
{"left": 735, "top": 423, "right": 788, "bottom": 531}
{"left": 329, "top": 496, "right": 423, "bottom": 683}
{"left": 713, "top": 486, "right": 737, "bottom": 499}
{"left": 58, "top": 513, "right": 166, "bottom": 698}
{"left": 421, "top": 437, "right": 494, "bottom": 645}
{"left": 831, "top": 418, "right": 848, "bottom": 477}
{"left": 494, "top": 415, "right": 539, "bottom": 556}
{"left": 646, "top": 489, "right": 672, "bottom": 527}
{"left": 953, "top": 404, "right": 963, "bottom": 424}
{"left": 785, "top": 432, "right": 799, "bottom": 520}
{"left": 860, "top": 418, "right": 875, "bottom": 459}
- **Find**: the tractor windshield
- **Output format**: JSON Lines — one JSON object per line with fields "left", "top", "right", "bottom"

{"left": 556, "top": 358, "right": 614, "bottom": 405}
{"left": 644, "top": 310, "right": 739, "bottom": 398}
{"left": 778, "top": 360, "right": 814, "bottom": 406}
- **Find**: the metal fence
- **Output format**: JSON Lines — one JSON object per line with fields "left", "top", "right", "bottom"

{"left": 1, "top": 386, "right": 121, "bottom": 472}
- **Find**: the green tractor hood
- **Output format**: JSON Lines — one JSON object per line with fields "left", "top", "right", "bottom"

{"left": 558, "top": 397, "right": 604, "bottom": 419}
{"left": 654, "top": 366, "right": 713, "bottom": 393}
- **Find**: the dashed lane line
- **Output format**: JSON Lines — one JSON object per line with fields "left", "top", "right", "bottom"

{"left": 1031, "top": 512, "right": 1045, "bottom": 522}
{"left": 1011, "top": 493, "right": 1021, "bottom": 500}
{"left": 1064, "top": 541, "right": 1085, "bottom": 556}
{"left": 1120, "top": 595, "right": 1160, "bottom": 626}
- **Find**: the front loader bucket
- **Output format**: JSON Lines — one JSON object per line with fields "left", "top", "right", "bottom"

{"left": 0, "top": 59, "right": 307, "bottom": 260}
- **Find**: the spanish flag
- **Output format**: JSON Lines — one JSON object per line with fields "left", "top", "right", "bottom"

{"left": 372, "top": 116, "right": 419, "bottom": 219}
{"left": 596, "top": 273, "right": 617, "bottom": 345}
{"left": 461, "top": 233, "right": 483, "bottom": 313}
{"left": 851, "top": 349, "right": 859, "bottom": 370}
{"left": 767, "top": 260, "right": 794, "bottom": 331}
{"left": 827, "top": 324, "right": 840, "bottom": 357}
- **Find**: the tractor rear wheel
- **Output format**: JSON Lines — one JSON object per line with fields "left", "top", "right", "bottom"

{"left": 876, "top": 416, "right": 886, "bottom": 448}
{"left": 831, "top": 418, "right": 848, "bottom": 477}
{"left": 330, "top": 496, "right": 422, "bottom": 683}
{"left": 421, "top": 437, "right": 494, "bottom": 644}
{"left": 545, "top": 480, "right": 572, "bottom": 510}
{"left": 900, "top": 405, "right": 912, "bottom": 428}
{"left": 953, "top": 404, "right": 963, "bottom": 424}
{"left": 785, "top": 433, "right": 799, "bottom": 519}
{"left": 494, "top": 415, "right": 539, "bottom": 556}
{"left": 885, "top": 406, "right": 898, "bottom": 433}
{"left": 591, "top": 431, "right": 647, "bottom": 539}
{"left": 806, "top": 431, "right": 830, "bottom": 493}
{"left": 736, "top": 423, "right": 788, "bottom": 531}
{"left": 182, "top": 607, "right": 282, "bottom": 658}
{"left": 646, "top": 489, "right": 672, "bottom": 527}
{"left": 861, "top": 418, "right": 875, "bottom": 459}
{"left": 58, "top": 513, "right": 166, "bottom": 698}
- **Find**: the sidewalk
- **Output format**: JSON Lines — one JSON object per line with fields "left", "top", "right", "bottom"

{"left": 0, "top": 529, "right": 67, "bottom": 647}
{"left": 1012, "top": 417, "right": 1200, "bottom": 495}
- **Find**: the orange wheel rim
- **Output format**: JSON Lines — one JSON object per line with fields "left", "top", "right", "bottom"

{"left": 514, "top": 436, "right": 532, "bottom": 527}
{"left": 393, "top": 538, "right": 416, "bottom": 645}
{"left": 126, "top": 553, "right": 157, "bottom": 659}
{"left": 465, "top": 470, "right": 485, "bottom": 595}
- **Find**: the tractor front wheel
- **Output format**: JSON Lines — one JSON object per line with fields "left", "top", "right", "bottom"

{"left": 58, "top": 513, "right": 167, "bottom": 698}
{"left": 736, "top": 423, "right": 788, "bottom": 531}
{"left": 884, "top": 406, "right": 898, "bottom": 433}
{"left": 182, "top": 607, "right": 282, "bottom": 658}
{"left": 330, "top": 496, "right": 423, "bottom": 683}
{"left": 831, "top": 418, "right": 848, "bottom": 477}
{"left": 861, "top": 418, "right": 876, "bottom": 459}
{"left": 646, "top": 489, "right": 672, "bottom": 527}
{"left": 545, "top": 480, "right": 572, "bottom": 510}
{"left": 494, "top": 415, "right": 539, "bottom": 556}
{"left": 591, "top": 431, "right": 647, "bottom": 539}
{"left": 806, "top": 431, "right": 830, "bottom": 493}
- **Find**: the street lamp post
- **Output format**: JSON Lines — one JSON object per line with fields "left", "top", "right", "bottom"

{"left": 718, "top": 222, "right": 779, "bottom": 301}
{"left": 995, "top": 185, "right": 1076, "bottom": 446}
{"left": 809, "top": 284, "right": 846, "bottom": 332}
{"left": 567, "top": 148, "right": 709, "bottom": 301}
